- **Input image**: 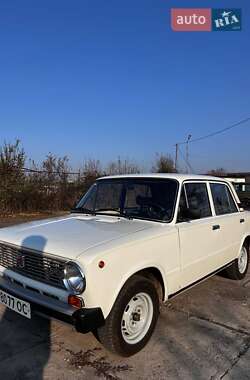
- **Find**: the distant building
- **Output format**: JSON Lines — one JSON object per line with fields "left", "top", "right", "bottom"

{"left": 225, "top": 172, "right": 250, "bottom": 183}
{"left": 218, "top": 172, "right": 250, "bottom": 196}
{"left": 223, "top": 173, "right": 250, "bottom": 209}
{"left": 211, "top": 172, "right": 250, "bottom": 193}
{"left": 213, "top": 172, "right": 250, "bottom": 184}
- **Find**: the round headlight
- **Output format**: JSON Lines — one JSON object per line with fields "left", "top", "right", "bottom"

{"left": 63, "top": 262, "right": 86, "bottom": 295}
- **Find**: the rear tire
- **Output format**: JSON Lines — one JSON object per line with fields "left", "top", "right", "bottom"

{"left": 225, "top": 243, "right": 249, "bottom": 280}
{"left": 97, "top": 275, "right": 159, "bottom": 357}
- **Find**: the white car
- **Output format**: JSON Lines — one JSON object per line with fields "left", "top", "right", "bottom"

{"left": 0, "top": 174, "right": 249, "bottom": 356}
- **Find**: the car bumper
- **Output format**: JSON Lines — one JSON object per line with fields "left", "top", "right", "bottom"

{"left": 0, "top": 275, "right": 105, "bottom": 333}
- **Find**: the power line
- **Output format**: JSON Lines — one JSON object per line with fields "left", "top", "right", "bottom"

{"left": 174, "top": 116, "right": 250, "bottom": 172}
{"left": 177, "top": 117, "right": 250, "bottom": 145}
{"left": 178, "top": 147, "right": 195, "bottom": 173}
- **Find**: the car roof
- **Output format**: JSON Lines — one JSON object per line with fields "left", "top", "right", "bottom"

{"left": 97, "top": 173, "right": 227, "bottom": 183}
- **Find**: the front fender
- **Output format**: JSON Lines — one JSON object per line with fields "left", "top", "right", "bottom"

{"left": 104, "top": 263, "right": 168, "bottom": 318}
{"left": 81, "top": 230, "right": 179, "bottom": 318}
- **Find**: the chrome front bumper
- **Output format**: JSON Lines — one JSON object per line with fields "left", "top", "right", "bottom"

{"left": 0, "top": 275, "right": 105, "bottom": 333}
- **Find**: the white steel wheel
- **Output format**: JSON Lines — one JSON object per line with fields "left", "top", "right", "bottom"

{"left": 238, "top": 245, "right": 248, "bottom": 274}
{"left": 97, "top": 275, "right": 159, "bottom": 356}
{"left": 121, "top": 292, "right": 154, "bottom": 344}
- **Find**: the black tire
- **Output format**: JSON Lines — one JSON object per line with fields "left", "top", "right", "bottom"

{"left": 225, "top": 242, "right": 249, "bottom": 280}
{"left": 96, "top": 275, "right": 159, "bottom": 356}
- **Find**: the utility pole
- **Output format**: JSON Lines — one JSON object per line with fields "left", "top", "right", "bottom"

{"left": 174, "top": 143, "right": 178, "bottom": 172}
{"left": 186, "top": 134, "right": 192, "bottom": 173}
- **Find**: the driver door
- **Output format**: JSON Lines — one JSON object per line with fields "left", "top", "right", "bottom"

{"left": 177, "top": 182, "right": 221, "bottom": 288}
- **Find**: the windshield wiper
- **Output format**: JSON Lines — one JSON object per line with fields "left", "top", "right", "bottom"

{"left": 94, "top": 209, "right": 134, "bottom": 220}
{"left": 95, "top": 208, "right": 120, "bottom": 213}
{"left": 121, "top": 214, "right": 133, "bottom": 220}
{"left": 71, "top": 207, "right": 96, "bottom": 215}
{"left": 118, "top": 212, "right": 134, "bottom": 220}
{"left": 71, "top": 207, "right": 134, "bottom": 220}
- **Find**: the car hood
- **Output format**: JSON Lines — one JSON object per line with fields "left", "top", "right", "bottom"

{"left": 0, "top": 214, "right": 155, "bottom": 260}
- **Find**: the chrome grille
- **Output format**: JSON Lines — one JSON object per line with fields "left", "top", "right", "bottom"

{"left": 0, "top": 243, "right": 66, "bottom": 289}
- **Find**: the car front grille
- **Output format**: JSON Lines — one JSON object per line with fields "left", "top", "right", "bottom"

{"left": 0, "top": 242, "right": 66, "bottom": 289}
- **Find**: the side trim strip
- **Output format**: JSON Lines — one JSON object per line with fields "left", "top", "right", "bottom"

{"left": 168, "top": 260, "right": 235, "bottom": 300}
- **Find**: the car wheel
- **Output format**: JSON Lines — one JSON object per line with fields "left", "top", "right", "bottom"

{"left": 225, "top": 243, "right": 249, "bottom": 280}
{"left": 97, "top": 275, "right": 159, "bottom": 356}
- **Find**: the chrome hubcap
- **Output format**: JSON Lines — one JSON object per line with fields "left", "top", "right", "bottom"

{"left": 238, "top": 246, "right": 248, "bottom": 274}
{"left": 121, "top": 292, "right": 153, "bottom": 344}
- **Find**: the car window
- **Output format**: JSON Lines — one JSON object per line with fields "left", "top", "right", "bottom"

{"left": 210, "top": 183, "right": 238, "bottom": 215}
{"left": 123, "top": 180, "right": 178, "bottom": 222}
{"left": 75, "top": 178, "right": 178, "bottom": 222}
{"left": 124, "top": 183, "right": 151, "bottom": 208}
{"left": 95, "top": 182, "right": 123, "bottom": 212}
{"left": 177, "top": 183, "right": 212, "bottom": 222}
{"left": 81, "top": 184, "right": 97, "bottom": 211}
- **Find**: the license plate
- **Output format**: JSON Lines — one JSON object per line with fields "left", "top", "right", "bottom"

{"left": 0, "top": 290, "right": 31, "bottom": 319}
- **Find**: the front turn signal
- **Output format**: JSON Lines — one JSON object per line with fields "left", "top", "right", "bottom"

{"left": 68, "top": 295, "right": 83, "bottom": 309}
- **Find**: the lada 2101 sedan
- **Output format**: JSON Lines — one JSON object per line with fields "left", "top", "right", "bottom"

{"left": 0, "top": 174, "right": 249, "bottom": 356}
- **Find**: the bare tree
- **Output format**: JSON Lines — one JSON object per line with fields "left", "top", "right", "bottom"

{"left": 0, "top": 141, "right": 184, "bottom": 215}
{"left": 152, "top": 153, "right": 177, "bottom": 173}
{"left": 82, "top": 159, "right": 102, "bottom": 178}
{"left": 0, "top": 139, "right": 25, "bottom": 176}
{"left": 80, "top": 159, "right": 103, "bottom": 191}
{"left": 105, "top": 157, "right": 140, "bottom": 175}
{"left": 0, "top": 140, "right": 26, "bottom": 213}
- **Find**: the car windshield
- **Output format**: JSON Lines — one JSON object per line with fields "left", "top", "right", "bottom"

{"left": 73, "top": 178, "right": 178, "bottom": 223}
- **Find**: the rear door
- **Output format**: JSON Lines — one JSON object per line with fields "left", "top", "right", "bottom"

{"left": 177, "top": 181, "right": 222, "bottom": 288}
{"left": 209, "top": 181, "right": 242, "bottom": 264}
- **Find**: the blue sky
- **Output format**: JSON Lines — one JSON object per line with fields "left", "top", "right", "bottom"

{"left": 0, "top": 0, "right": 249, "bottom": 172}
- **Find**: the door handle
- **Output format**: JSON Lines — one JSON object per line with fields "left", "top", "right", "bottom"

{"left": 240, "top": 219, "right": 245, "bottom": 223}
{"left": 212, "top": 224, "right": 220, "bottom": 230}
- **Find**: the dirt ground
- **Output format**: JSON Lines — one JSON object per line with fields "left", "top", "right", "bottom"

{"left": 0, "top": 215, "right": 249, "bottom": 380}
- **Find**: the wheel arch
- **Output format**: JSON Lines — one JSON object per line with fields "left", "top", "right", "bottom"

{"left": 237, "top": 234, "right": 250, "bottom": 258}
{"left": 243, "top": 235, "right": 250, "bottom": 251}
{"left": 103, "top": 265, "right": 168, "bottom": 318}
{"left": 135, "top": 267, "right": 166, "bottom": 302}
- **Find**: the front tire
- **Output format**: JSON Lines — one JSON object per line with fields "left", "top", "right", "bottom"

{"left": 225, "top": 243, "right": 249, "bottom": 280}
{"left": 97, "top": 275, "right": 159, "bottom": 356}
